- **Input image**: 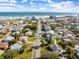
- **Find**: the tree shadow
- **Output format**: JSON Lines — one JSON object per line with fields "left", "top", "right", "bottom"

{"left": 27, "top": 48, "right": 32, "bottom": 52}
{"left": 45, "top": 46, "right": 51, "bottom": 51}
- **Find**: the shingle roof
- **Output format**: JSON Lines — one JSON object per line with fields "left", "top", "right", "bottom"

{"left": 0, "top": 42, "right": 9, "bottom": 49}
{"left": 10, "top": 43, "right": 22, "bottom": 50}
{"left": 4, "top": 36, "right": 14, "bottom": 42}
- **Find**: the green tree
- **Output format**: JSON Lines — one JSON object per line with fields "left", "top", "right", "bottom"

{"left": 61, "top": 42, "right": 68, "bottom": 50}
{"left": 0, "top": 50, "right": 18, "bottom": 59}
{"left": 41, "top": 38, "right": 49, "bottom": 46}
{"left": 67, "top": 53, "right": 77, "bottom": 59}
{"left": 66, "top": 46, "right": 77, "bottom": 59}
{"left": 69, "top": 40, "right": 78, "bottom": 48}
{"left": 48, "top": 34, "right": 52, "bottom": 44}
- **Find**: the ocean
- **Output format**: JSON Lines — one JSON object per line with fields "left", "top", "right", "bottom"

{"left": 0, "top": 12, "right": 78, "bottom": 16}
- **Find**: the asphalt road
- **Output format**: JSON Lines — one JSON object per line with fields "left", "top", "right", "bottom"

{"left": 34, "top": 20, "right": 41, "bottom": 59}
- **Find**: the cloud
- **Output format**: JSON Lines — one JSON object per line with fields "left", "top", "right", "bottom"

{"left": 40, "top": 7, "right": 46, "bottom": 10}
{"left": 48, "top": 0, "right": 53, "bottom": 3}
{"left": 0, "top": 0, "right": 16, "bottom": 3}
{"left": 48, "top": 1, "right": 75, "bottom": 12}
{"left": 21, "top": 0, "right": 27, "bottom": 3}
{"left": 30, "top": 2, "right": 34, "bottom": 4}
{"left": 0, "top": 0, "right": 79, "bottom": 12}
{"left": 0, "top": 3, "right": 27, "bottom": 12}
{"left": 0, "top": 3, "right": 17, "bottom": 6}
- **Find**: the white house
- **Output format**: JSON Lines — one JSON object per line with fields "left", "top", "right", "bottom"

{"left": 19, "top": 36, "right": 28, "bottom": 42}
{"left": 59, "top": 32, "right": 63, "bottom": 35}
{"left": 50, "top": 44, "right": 59, "bottom": 52}
{"left": 63, "top": 38, "right": 71, "bottom": 42}
{"left": 44, "top": 26, "right": 51, "bottom": 31}
{"left": 47, "top": 30, "right": 54, "bottom": 36}
{"left": 25, "top": 30, "right": 32, "bottom": 36}
{"left": 64, "top": 34, "right": 74, "bottom": 39}
{"left": 0, "top": 25, "right": 4, "bottom": 29}
{"left": 10, "top": 41, "right": 22, "bottom": 50}
{"left": 4, "top": 36, "right": 14, "bottom": 42}
{"left": 75, "top": 45, "right": 79, "bottom": 51}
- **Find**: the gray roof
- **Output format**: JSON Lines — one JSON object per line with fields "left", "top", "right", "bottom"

{"left": 4, "top": 36, "right": 14, "bottom": 42}
{"left": 25, "top": 30, "right": 32, "bottom": 36}
{"left": 10, "top": 43, "right": 22, "bottom": 50}
{"left": 0, "top": 25, "right": 3, "bottom": 29}
{"left": 45, "top": 26, "right": 51, "bottom": 31}
{"left": 64, "top": 34, "right": 73, "bottom": 39}
{"left": 20, "top": 36, "right": 28, "bottom": 41}
{"left": 63, "top": 38, "right": 71, "bottom": 42}
{"left": 77, "top": 53, "right": 79, "bottom": 56}
{"left": 47, "top": 30, "right": 55, "bottom": 35}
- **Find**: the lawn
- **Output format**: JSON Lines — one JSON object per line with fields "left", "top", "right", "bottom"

{"left": 41, "top": 45, "right": 61, "bottom": 59}
{"left": 0, "top": 34, "right": 4, "bottom": 38}
{"left": 13, "top": 35, "right": 35, "bottom": 59}
{"left": 13, "top": 44, "right": 33, "bottom": 59}
{"left": 54, "top": 31, "right": 58, "bottom": 35}
{"left": 41, "top": 45, "right": 50, "bottom": 54}
{"left": 28, "top": 36, "right": 35, "bottom": 42}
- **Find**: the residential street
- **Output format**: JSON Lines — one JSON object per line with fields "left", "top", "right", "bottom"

{"left": 34, "top": 20, "right": 41, "bottom": 59}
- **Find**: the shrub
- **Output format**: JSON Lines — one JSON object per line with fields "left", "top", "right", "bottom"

{"left": 0, "top": 50, "right": 19, "bottom": 59}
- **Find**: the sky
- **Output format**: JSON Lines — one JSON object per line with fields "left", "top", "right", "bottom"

{"left": 0, "top": 0, "right": 79, "bottom": 12}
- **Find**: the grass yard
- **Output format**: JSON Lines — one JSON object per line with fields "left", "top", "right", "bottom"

{"left": 13, "top": 44, "right": 33, "bottom": 59}
{"left": 28, "top": 36, "right": 35, "bottom": 42}
{"left": 54, "top": 31, "right": 58, "bottom": 35}
{"left": 0, "top": 34, "right": 4, "bottom": 38}
{"left": 41, "top": 45, "right": 50, "bottom": 54}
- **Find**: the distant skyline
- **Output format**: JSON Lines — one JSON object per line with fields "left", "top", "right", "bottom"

{"left": 0, "top": 0, "right": 79, "bottom": 12}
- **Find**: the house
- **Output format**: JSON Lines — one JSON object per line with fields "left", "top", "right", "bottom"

{"left": 74, "top": 45, "right": 79, "bottom": 51}
{"left": 46, "top": 30, "right": 55, "bottom": 36}
{"left": 25, "top": 28, "right": 30, "bottom": 31}
{"left": 19, "top": 36, "right": 28, "bottom": 42}
{"left": 55, "top": 27, "right": 72, "bottom": 34}
{"left": 32, "top": 20, "right": 37, "bottom": 23}
{"left": 64, "top": 34, "right": 74, "bottom": 39}
{"left": 10, "top": 41, "right": 22, "bottom": 50}
{"left": 75, "top": 45, "right": 79, "bottom": 59}
{"left": 10, "top": 25, "right": 23, "bottom": 32}
{"left": 57, "top": 35, "right": 63, "bottom": 40}
{"left": 44, "top": 25, "right": 51, "bottom": 31}
{"left": 62, "top": 29, "right": 72, "bottom": 34}
{"left": 4, "top": 36, "right": 14, "bottom": 42}
{"left": 50, "top": 44, "right": 59, "bottom": 52}
{"left": 58, "top": 48, "right": 65, "bottom": 57}
{"left": 18, "top": 20, "right": 24, "bottom": 24}
{"left": 46, "top": 30, "right": 55, "bottom": 41}
{"left": 59, "top": 32, "right": 63, "bottom": 35}
{"left": 42, "top": 34, "right": 50, "bottom": 38}
{"left": 63, "top": 38, "right": 71, "bottom": 42}
{"left": 55, "top": 27, "right": 63, "bottom": 32}
{"left": 0, "top": 25, "right": 4, "bottom": 30}
{"left": 0, "top": 42, "right": 9, "bottom": 50}
{"left": 12, "top": 31, "right": 20, "bottom": 35}
{"left": 25, "top": 30, "right": 32, "bottom": 36}
{"left": 75, "top": 52, "right": 79, "bottom": 59}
